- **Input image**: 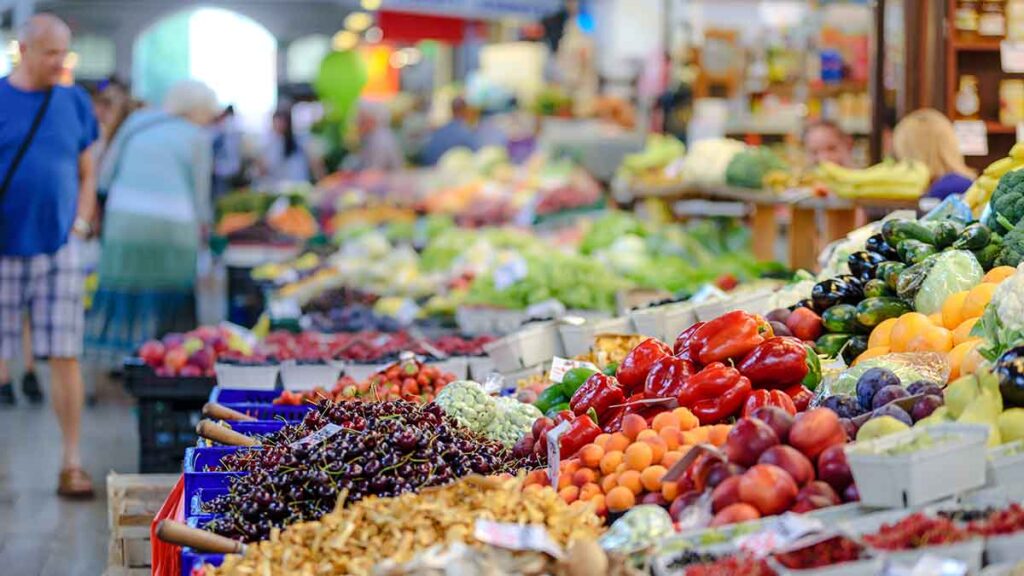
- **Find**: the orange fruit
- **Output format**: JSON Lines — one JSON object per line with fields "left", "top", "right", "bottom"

{"left": 579, "top": 482, "right": 602, "bottom": 501}
{"left": 557, "top": 472, "right": 573, "bottom": 490}
{"left": 640, "top": 465, "right": 668, "bottom": 492}
{"left": 662, "top": 478, "right": 681, "bottom": 501}
{"left": 928, "top": 312, "right": 944, "bottom": 326}
{"left": 868, "top": 318, "right": 899, "bottom": 349}
{"left": 853, "top": 346, "right": 890, "bottom": 366}
{"left": 622, "top": 414, "right": 648, "bottom": 441}
{"left": 525, "top": 469, "right": 548, "bottom": 486}
{"left": 601, "top": 473, "right": 619, "bottom": 494}
{"left": 558, "top": 485, "right": 579, "bottom": 504}
{"left": 643, "top": 436, "right": 668, "bottom": 463}
{"left": 953, "top": 317, "right": 980, "bottom": 346}
{"left": 659, "top": 425, "right": 682, "bottom": 450}
{"left": 984, "top": 266, "right": 1016, "bottom": 284}
{"left": 617, "top": 470, "right": 643, "bottom": 495}
{"left": 593, "top": 433, "right": 612, "bottom": 450}
{"left": 606, "top": 433, "right": 631, "bottom": 453}
{"left": 624, "top": 442, "right": 654, "bottom": 471}
{"left": 890, "top": 313, "right": 934, "bottom": 352}
{"left": 661, "top": 450, "right": 684, "bottom": 469}
{"left": 636, "top": 429, "right": 660, "bottom": 442}
{"left": 599, "top": 450, "right": 623, "bottom": 475}
{"left": 572, "top": 468, "right": 597, "bottom": 487}
{"left": 906, "top": 326, "right": 954, "bottom": 353}
{"left": 941, "top": 291, "right": 969, "bottom": 329}
{"left": 963, "top": 283, "right": 997, "bottom": 319}
{"left": 652, "top": 412, "right": 681, "bottom": 432}
{"left": 947, "top": 340, "right": 981, "bottom": 381}
{"left": 578, "top": 444, "right": 605, "bottom": 469}
{"left": 672, "top": 407, "right": 700, "bottom": 431}
{"left": 960, "top": 341, "right": 988, "bottom": 377}
{"left": 562, "top": 459, "right": 581, "bottom": 476}
{"left": 590, "top": 493, "right": 607, "bottom": 516}
{"left": 707, "top": 424, "right": 732, "bottom": 447}
{"left": 605, "top": 486, "right": 636, "bottom": 512}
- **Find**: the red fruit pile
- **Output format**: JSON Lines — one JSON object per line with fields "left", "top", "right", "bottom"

{"left": 273, "top": 376, "right": 359, "bottom": 406}
{"left": 774, "top": 536, "right": 865, "bottom": 570}
{"left": 137, "top": 325, "right": 235, "bottom": 377}
{"left": 863, "top": 513, "right": 970, "bottom": 550}
{"left": 968, "top": 503, "right": 1024, "bottom": 536}
{"left": 361, "top": 359, "right": 454, "bottom": 402}
{"left": 682, "top": 555, "right": 774, "bottom": 576}
{"left": 262, "top": 331, "right": 493, "bottom": 364}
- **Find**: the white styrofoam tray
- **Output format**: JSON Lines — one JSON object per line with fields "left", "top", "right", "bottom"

{"left": 430, "top": 357, "right": 469, "bottom": 380}
{"left": 844, "top": 423, "right": 989, "bottom": 508}
{"left": 628, "top": 304, "right": 670, "bottom": 340}
{"left": 280, "top": 362, "right": 343, "bottom": 391}
{"left": 879, "top": 538, "right": 984, "bottom": 574}
{"left": 213, "top": 363, "right": 279, "bottom": 391}
{"left": 468, "top": 356, "right": 496, "bottom": 380}
{"left": 767, "top": 555, "right": 883, "bottom": 576}
{"left": 484, "top": 322, "right": 563, "bottom": 373}
{"left": 342, "top": 362, "right": 389, "bottom": 383}
{"left": 986, "top": 441, "right": 1024, "bottom": 501}
{"left": 985, "top": 530, "right": 1024, "bottom": 565}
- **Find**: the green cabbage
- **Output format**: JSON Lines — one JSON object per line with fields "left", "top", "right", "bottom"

{"left": 914, "top": 250, "right": 984, "bottom": 314}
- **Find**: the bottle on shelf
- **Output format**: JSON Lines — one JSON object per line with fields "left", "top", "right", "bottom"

{"left": 980, "top": 0, "right": 1007, "bottom": 37}
{"left": 956, "top": 75, "right": 982, "bottom": 119}
{"left": 1008, "top": 0, "right": 1024, "bottom": 39}
{"left": 956, "top": 0, "right": 982, "bottom": 39}
{"left": 1000, "top": 79, "right": 1024, "bottom": 125}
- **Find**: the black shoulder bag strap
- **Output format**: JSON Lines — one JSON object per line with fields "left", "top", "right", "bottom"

{"left": 0, "top": 87, "right": 54, "bottom": 199}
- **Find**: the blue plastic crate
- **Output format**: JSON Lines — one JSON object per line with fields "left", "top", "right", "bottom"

{"left": 181, "top": 515, "right": 226, "bottom": 576}
{"left": 219, "top": 402, "right": 312, "bottom": 422}
{"left": 208, "top": 386, "right": 280, "bottom": 405}
{"left": 195, "top": 420, "right": 287, "bottom": 447}
{"left": 183, "top": 446, "right": 249, "bottom": 518}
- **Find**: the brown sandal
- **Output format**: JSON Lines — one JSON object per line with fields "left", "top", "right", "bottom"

{"left": 57, "top": 467, "right": 95, "bottom": 499}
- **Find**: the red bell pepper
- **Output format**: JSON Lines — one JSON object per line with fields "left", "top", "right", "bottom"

{"left": 600, "top": 406, "right": 625, "bottom": 433}
{"left": 691, "top": 311, "right": 772, "bottom": 365}
{"left": 675, "top": 362, "right": 752, "bottom": 424}
{"left": 673, "top": 322, "right": 705, "bottom": 363}
{"left": 644, "top": 356, "right": 696, "bottom": 399}
{"left": 616, "top": 337, "right": 672, "bottom": 395}
{"left": 553, "top": 410, "right": 575, "bottom": 425}
{"left": 569, "top": 373, "right": 625, "bottom": 419}
{"left": 783, "top": 384, "right": 814, "bottom": 412}
{"left": 737, "top": 336, "right": 818, "bottom": 390}
{"left": 559, "top": 415, "right": 601, "bottom": 457}
{"left": 742, "top": 389, "right": 797, "bottom": 417}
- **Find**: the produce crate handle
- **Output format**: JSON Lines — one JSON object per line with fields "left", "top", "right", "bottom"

{"left": 202, "top": 402, "right": 257, "bottom": 422}
{"left": 195, "top": 419, "right": 260, "bottom": 447}
{"left": 155, "top": 519, "right": 246, "bottom": 554}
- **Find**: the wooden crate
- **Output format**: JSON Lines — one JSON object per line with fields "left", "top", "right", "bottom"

{"left": 106, "top": 472, "right": 178, "bottom": 572}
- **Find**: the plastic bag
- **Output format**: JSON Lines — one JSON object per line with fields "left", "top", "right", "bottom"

{"left": 819, "top": 352, "right": 951, "bottom": 397}
{"left": 599, "top": 505, "right": 675, "bottom": 553}
{"left": 150, "top": 475, "right": 185, "bottom": 576}
{"left": 914, "top": 250, "right": 984, "bottom": 315}
{"left": 922, "top": 195, "right": 974, "bottom": 224}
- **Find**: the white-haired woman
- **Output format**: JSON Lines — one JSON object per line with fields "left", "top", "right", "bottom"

{"left": 85, "top": 80, "right": 220, "bottom": 365}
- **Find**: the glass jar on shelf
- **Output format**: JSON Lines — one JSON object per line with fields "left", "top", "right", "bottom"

{"left": 980, "top": 0, "right": 1007, "bottom": 37}
{"left": 956, "top": 75, "right": 982, "bottom": 119}
{"left": 956, "top": 0, "right": 982, "bottom": 39}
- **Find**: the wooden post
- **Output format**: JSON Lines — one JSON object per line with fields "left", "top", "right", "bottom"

{"left": 751, "top": 204, "right": 777, "bottom": 262}
{"left": 870, "top": 0, "right": 887, "bottom": 164}
{"left": 789, "top": 206, "right": 819, "bottom": 271}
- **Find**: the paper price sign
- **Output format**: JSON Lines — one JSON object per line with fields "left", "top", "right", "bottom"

{"left": 290, "top": 423, "right": 343, "bottom": 449}
{"left": 548, "top": 357, "right": 599, "bottom": 383}
{"left": 1003, "top": 41, "right": 1024, "bottom": 73}
{"left": 953, "top": 120, "right": 989, "bottom": 157}
{"left": 546, "top": 420, "right": 571, "bottom": 489}
{"left": 474, "top": 519, "right": 563, "bottom": 558}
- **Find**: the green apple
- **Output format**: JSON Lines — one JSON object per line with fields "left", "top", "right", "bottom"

{"left": 998, "top": 408, "right": 1024, "bottom": 445}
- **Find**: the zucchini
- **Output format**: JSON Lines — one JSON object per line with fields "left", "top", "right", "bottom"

{"left": 822, "top": 304, "right": 859, "bottom": 333}
{"left": 862, "top": 279, "right": 892, "bottom": 299}
{"left": 928, "top": 221, "right": 961, "bottom": 249}
{"left": 855, "top": 297, "right": 912, "bottom": 329}
{"left": 875, "top": 261, "right": 907, "bottom": 291}
{"left": 974, "top": 243, "right": 1002, "bottom": 270}
{"left": 897, "top": 239, "right": 938, "bottom": 264}
{"left": 841, "top": 335, "right": 869, "bottom": 365}
{"left": 952, "top": 223, "right": 993, "bottom": 251}
{"left": 816, "top": 333, "right": 852, "bottom": 358}
{"left": 882, "top": 219, "right": 935, "bottom": 246}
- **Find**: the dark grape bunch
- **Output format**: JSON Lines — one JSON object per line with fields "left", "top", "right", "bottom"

{"left": 203, "top": 400, "right": 536, "bottom": 543}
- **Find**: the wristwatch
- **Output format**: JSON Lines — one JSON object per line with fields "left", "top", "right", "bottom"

{"left": 72, "top": 217, "right": 92, "bottom": 236}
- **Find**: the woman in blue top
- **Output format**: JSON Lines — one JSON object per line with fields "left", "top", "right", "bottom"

{"left": 893, "top": 108, "right": 976, "bottom": 200}
{"left": 85, "top": 80, "right": 219, "bottom": 366}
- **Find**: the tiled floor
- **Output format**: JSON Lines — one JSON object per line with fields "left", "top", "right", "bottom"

{"left": 0, "top": 371, "right": 138, "bottom": 576}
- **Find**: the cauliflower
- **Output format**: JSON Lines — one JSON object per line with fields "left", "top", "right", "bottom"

{"left": 435, "top": 380, "right": 496, "bottom": 432}
{"left": 978, "top": 263, "right": 1024, "bottom": 360}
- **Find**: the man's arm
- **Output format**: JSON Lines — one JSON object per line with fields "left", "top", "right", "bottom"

{"left": 74, "top": 146, "right": 97, "bottom": 236}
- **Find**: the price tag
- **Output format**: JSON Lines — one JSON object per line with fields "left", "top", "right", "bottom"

{"left": 474, "top": 519, "right": 563, "bottom": 558}
{"left": 268, "top": 298, "right": 301, "bottom": 319}
{"left": 548, "top": 357, "right": 599, "bottom": 383}
{"left": 290, "top": 423, "right": 343, "bottom": 449}
{"left": 1002, "top": 40, "right": 1024, "bottom": 73}
{"left": 493, "top": 254, "right": 528, "bottom": 290}
{"left": 910, "top": 555, "right": 967, "bottom": 576}
{"left": 546, "top": 420, "right": 571, "bottom": 489}
{"left": 482, "top": 372, "right": 506, "bottom": 394}
{"left": 953, "top": 120, "right": 989, "bottom": 156}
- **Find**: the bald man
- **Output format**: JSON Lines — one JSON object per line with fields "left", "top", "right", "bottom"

{"left": 0, "top": 14, "right": 99, "bottom": 498}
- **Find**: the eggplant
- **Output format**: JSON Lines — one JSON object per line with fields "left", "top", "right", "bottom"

{"left": 790, "top": 298, "right": 816, "bottom": 312}
{"left": 995, "top": 347, "right": 1024, "bottom": 408}
{"left": 811, "top": 278, "right": 856, "bottom": 313}
{"left": 848, "top": 250, "right": 887, "bottom": 280}
{"left": 865, "top": 233, "right": 899, "bottom": 260}
{"left": 836, "top": 275, "right": 865, "bottom": 302}
{"left": 841, "top": 335, "right": 869, "bottom": 365}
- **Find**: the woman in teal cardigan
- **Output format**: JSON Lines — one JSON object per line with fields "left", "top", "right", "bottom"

{"left": 86, "top": 80, "right": 219, "bottom": 366}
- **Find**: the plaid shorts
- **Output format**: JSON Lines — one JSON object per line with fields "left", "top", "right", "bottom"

{"left": 0, "top": 239, "right": 85, "bottom": 359}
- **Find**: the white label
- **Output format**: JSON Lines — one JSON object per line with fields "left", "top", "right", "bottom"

{"left": 290, "top": 423, "right": 343, "bottom": 449}
{"left": 268, "top": 298, "right": 301, "bottom": 319}
{"left": 954, "top": 120, "right": 989, "bottom": 156}
{"left": 1002, "top": 40, "right": 1024, "bottom": 73}
{"left": 395, "top": 298, "right": 420, "bottom": 325}
{"left": 546, "top": 420, "right": 571, "bottom": 489}
{"left": 910, "top": 555, "right": 968, "bottom": 576}
{"left": 548, "top": 357, "right": 599, "bottom": 383}
{"left": 1017, "top": 122, "right": 1024, "bottom": 143}
{"left": 493, "top": 255, "right": 528, "bottom": 290}
{"left": 474, "top": 519, "right": 563, "bottom": 558}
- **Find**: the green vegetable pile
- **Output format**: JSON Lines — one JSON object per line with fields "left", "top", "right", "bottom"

{"left": 725, "top": 147, "right": 787, "bottom": 189}
{"left": 434, "top": 380, "right": 541, "bottom": 447}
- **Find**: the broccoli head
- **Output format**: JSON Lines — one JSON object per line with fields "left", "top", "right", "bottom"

{"left": 998, "top": 222, "right": 1024, "bottom": 267}
{"left": 985, "top": 169, "right": 1024, "bottom": 233}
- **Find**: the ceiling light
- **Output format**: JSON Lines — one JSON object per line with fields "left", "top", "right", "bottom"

{"left": 332, "top": 30, "right": 359, "bottom": 51}
{"left": 344, "top": 11, "right": 374, "bottom": 32}
{"left": 361, "top": 0, "right": 383, "bottom": 10}
{"left": 365, "top": 26, "right": 383, "bottom": 43}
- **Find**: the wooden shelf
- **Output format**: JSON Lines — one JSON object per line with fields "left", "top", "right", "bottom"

{"left": 986, "top": 121, "right": 1017, "bottom": 134}
{"left": 953, "top": 38, "right": 1002, "bottom": 52}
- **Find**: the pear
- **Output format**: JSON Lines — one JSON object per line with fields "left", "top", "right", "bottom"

{"left": 857, "top": 416, "right": 911, "bottom": 442}
{"left": 998, "top": 408, "right": 1024, "bottom": 444}
{"left": 959, "top": 392, "right": 1004, "bottom": 447}
{"left": 945, "top": 375, "right": 981, "bottom": 419}
{"left": 916, "top": 406, "right": 953, "bottom": 428}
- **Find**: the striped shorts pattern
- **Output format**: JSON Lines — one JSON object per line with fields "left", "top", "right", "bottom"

{"left": 0, "top": 240, "right": 85, "bottom": 359}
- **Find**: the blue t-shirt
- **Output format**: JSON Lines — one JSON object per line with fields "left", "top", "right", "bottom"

{"left": 0, "top": 77, "right": 98, "bottom": 256}
{"left": 927, "top": 173, "right": 973, "bottom": 201}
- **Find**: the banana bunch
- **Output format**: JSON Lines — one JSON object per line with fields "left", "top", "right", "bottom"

{"left": 817, "top": 159, "right": 930, "bottom": 200}
{"left": 965, "top": 142, "right": 1024, "bottom": 216}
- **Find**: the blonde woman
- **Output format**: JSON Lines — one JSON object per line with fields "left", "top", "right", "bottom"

{"left": 893, "top": 108, "right": 976, "bottom": 199}
{"left": 86, "top": 80, "right": 219, "bottom": 366}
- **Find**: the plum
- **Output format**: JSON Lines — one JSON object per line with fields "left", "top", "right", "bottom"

{"left": 856, "top": 367, "right": 900, "bottom": 410}
{"left": 766, "top": 308, "right": 792, "bottom": 324}
{"left": 838, "top": 418, "right": 860, "bottom": 441}
{"left": 906, "top": 381, "right": 943, "bottom": 398}
{"left": 872, "top": 384, "right": 910, "bottom": 409}
{"left": 821, "top": 394, "right": 865, "bottom": 419}
{"left": 770, "top": 321, "right": 793, "bottom": 338}
{"left": 872, "top": 404, "right": 913, "bottom": 427}
{"left": 911, "top": 395, "right": 944, "bottom": 422}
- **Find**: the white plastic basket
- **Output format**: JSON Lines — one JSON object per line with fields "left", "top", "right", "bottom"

{"left": 213, "top": 363, "right": 279, "bottom": 391}
{"left": 468, "top": 356, "right": 496, "bottom": 380}
{"left": 342, "top": 362, "right": 389, "bottom": 383}
{"left": 662, "top": 303, "right": 699, "bottom": 340}
{"left": 558, "top": 316, "right": 633, "bottom": 357}
{"left": 986, "top": 441, "right": 1024, "bottom": 500}
{"left": 767, "top": 556, "right": 883, "bottom": 576}
{"left": 629, "top": 305, "right": 669, "bottom": 340}
{"left": 484, "top": 335, "right": 526, "bottom": 373}
{"left": 879, "top": 538, "right": 984, "bottom": 574}
{"left": 985, "top": 531, "right": 1024, "bottom": 565}
{"left": 428, "top": 357, "right": 469, "bottom": 380}
{"left": 280, "top": 362, "right": 343, "bottom": 392}
{"left": 844, "top": 423, "right": 989, "bottom": 508}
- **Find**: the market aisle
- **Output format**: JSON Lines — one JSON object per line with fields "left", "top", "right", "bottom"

{"left": 0, "top": 400, "right": 137, "bottom": 576}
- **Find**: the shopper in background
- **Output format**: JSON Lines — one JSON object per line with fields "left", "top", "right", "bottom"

{"left": 92, "top": 77, "right": 132, "bottom": 169}
{"left": 211, "top": 105, "right": 243, "bottom": 198}
{"left": 347, "top": 100, "right": 404, "bottom": 172}
{"left": 0, "top": 14, "right": 99, "bottom": 497}
{"left": 476, "top": 105, "right": 510, "bottom": 150}
{"left": 893, "top": 108, "right": 976, "bottom": 199}
{"left": 86, "top": 80, "right": 218, "bottom": 374}
{"left": 803, "top": 120, "right": 854, "bottom": 168}
{"left": 421, "top": 96, "right": 479, "bottom": 165}
{"left": 257, "top": 108, "right": 324, "bottom": 187}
